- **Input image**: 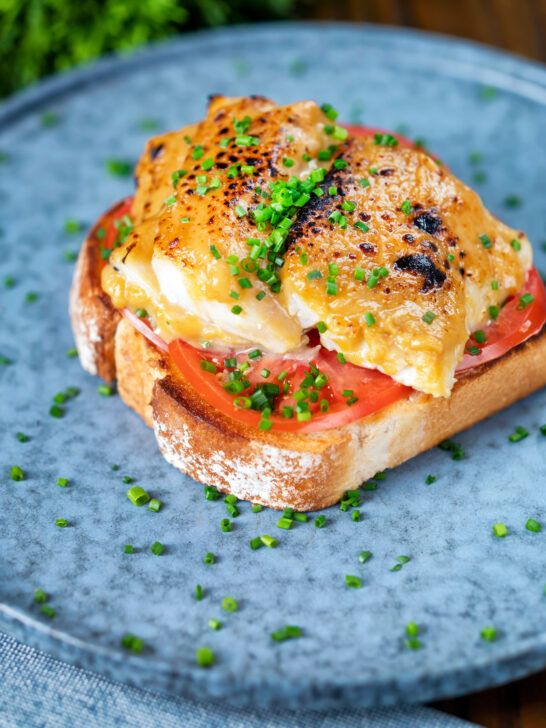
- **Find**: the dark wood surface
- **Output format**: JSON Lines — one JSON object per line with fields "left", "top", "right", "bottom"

{"left": 309, "top": 0, "right": 546, "bottom": 62}
{"left": 306, "top": 2, "right": 546, "bottom": 726}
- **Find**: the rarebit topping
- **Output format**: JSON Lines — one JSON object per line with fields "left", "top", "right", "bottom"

{"left": 102, "top": 95, "right": 532, "bottom": 397}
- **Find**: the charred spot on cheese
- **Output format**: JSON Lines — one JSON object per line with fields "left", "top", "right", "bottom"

{"left": 149, "top": 144, "right": 164, "bottom": 161}
{"left": 394, "top": 254, "right": 446, "bottom": 292}
{"left": 121, "top": 241, "right": 137, "bottom": 264}
{"left": 414, "top": 212, "right": 442, "bottom": 235}
{"left": 403, "top": 234, "right": 415, "bottom": 243}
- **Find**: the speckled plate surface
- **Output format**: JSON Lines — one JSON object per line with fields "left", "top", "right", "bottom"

{"left": 1, "top": 22, "right": 545, "bottom": 711}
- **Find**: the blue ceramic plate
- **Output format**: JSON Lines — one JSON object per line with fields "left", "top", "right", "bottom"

{"left": 1, "top": 23, "right": 545, "bottom": 710}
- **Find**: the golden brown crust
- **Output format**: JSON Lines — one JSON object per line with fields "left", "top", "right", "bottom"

{"left": 71, "top": 223, "right": 546, "bottom": 510}
{"left": 69, "top": 203, "right": 124, "bottom": 383}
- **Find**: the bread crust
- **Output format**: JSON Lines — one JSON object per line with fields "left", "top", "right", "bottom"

{"left": 71, "top": 215, "right": 546, "bottom": 510}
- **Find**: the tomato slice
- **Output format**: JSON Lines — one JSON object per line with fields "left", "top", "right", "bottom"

{"left": 168, "top": 337, "right": 411, "bottom": 433}
{"left": 97, "top": 197, "right": 134, "bottom": 270}
{"left": 457, "top": 267, "right": 546, "bottom": 371}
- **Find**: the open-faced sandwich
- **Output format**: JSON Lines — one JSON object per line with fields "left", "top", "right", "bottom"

{"left": 70, "top": 95, "right": 546, "bottom": 510}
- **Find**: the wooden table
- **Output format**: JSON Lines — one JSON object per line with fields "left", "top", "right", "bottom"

{"left": 305, "top": 2, "right": 546, "bottom": 725}
{"left": 309, "top": 0, "right": 546, "bottom": 62}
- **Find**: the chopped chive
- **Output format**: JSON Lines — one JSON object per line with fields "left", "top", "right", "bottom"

{"left": 492, "top": 523, "right": 508, "bottom": 537}
{"left": 315, "top": 515, "right": 326, "bottom": 528}
{"left": 55, "top": 518, "right": 68, "bottom": 528}
{"left": 510, "top": 238, "right": 522, "bottom": 251}
{"left": 489, "top": 305, "right": 499, "bottom": 320}
{"left": 221, "top": 518, "right": 231, "bottom": 532}
{"left": 277, "top": 517, "right": 292, "bottom": 530}
{"left": 354, "top": 220, "right": 369, "bottom": 234}
{"left": 25, "top": 291, "right": 38, "bottom": 303}
{"left": 260, "top": 534, "right": 278, "bottom": 548}
{"left": 41, "top": 605, "right": 56, "bottom": 618}
{"left": 517, "top": 293, "right": 534, "bottom": 310}
{"left": 480, "top": 626, "right": 497, "bottom": 642}
{"left": 222, "top": 597, "right": 238, "bottom": 612}
{"left": 474, "top": 330, "right": 486, "bottom": 344}
{"left": 126, "top": 486, "right": 149, "bottom": 506}
{"left": 195, "top": 646, "right": 215, "bottom": 667}
{"left": 406, "top": 622, "right": 419, "bottom": 637}
{"left": 122, "top": 475, "right": 133, "bottom": 484}
{"left": 467, "top": 345, "right": 481, "bottom": 356}
{"left": 504, "top": 195, "right": 522, "bottom": 208}
{"left": 345, "top": 575, "right": 362, "bottom": 588}
{"left": 526, "top": 518, "right": 541, "bottom": 532}
{"left": 124, "top": 545, "right": 134, "bottom": 553}
{"left": 150, "top": 541, "right": 164, "bottom": 555}
{"left": 34, "top": 589, "right": 47, "bottom": 603}
{"left": 10, "top": 465, "right": 23, "bottom": 481}
{"left": 422, "top": 311, "right": 436, "bottom": 324}
{"left": 16, "top": 432, "right": 29, "bottom": 443}
{"left": 250, "top": 536, "right": 263, "bottom": 550}
{"left": 148, "top": 498, "right": 162, "bottom": 512}
{"left": 204, "top": 552, "right": 215, "bottom": 565}
{"left": 425, "top": 474, "right": 436, "bottom": 485}
{"left": 479, "top": 234, "right": 492, "bottom": 249}
{"left": 404, "top": 638, "right": 422, "bottom": 650}
{"left": 171, "top": 169, "right": 187, "bottom": 187}
{"left": 195, "top": 584, "right": 203, "bottom": 601}
{"left": 252, "top": 504, "right": 263, "bottom": 513}
{"left": 358, "top": 551, "right": 372, "bottom": 564}
{"left": 164, "top": 194, "right": 176, "bottom": 207}
{"left": 105, "top": 158, "right": 132, "bottom": 177}
{"left": 306, "top": 269, "right": 322, "bottom": 280}
{"left": 509, "top": 425, "right": 528, "bottom": 442}
{"left": 364, "top": 312, "right": 375, "bottom": 327}
{"left": 208, "top": 618, "right": 222, "bottom": 630}
{"left": 98, "top": 384, "right": 114, "bottom": 396}
{"left": 401, "top": 199, "right": 412, "bottom": 215}
{"left": 57, "top": 477, "right": 68, "bottom": 487}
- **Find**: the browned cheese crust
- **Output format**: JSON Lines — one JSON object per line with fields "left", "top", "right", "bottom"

{"left": 70, "top": 222, "right": 546, "bottom": 510}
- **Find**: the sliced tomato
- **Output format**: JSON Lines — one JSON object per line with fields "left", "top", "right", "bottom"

{"left": 168, "top": 337, "right": 411, "bottom": 433}
{"left": 126, "top": 267, "right": 545, "bottom": 433}
{"left": 96, "top": 197, "right": 134, "bottom": 269}
{"left": 457, "top": 267, "right": 546, "bottom": 371}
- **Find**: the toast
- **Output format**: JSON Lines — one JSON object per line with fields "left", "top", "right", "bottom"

{"left": 70, "top": 217, "right": 546, "bottom": 510}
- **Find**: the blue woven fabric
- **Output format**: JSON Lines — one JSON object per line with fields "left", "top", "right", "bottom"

{"left": 0, "top": 633, "right": 477, "bottom": 728}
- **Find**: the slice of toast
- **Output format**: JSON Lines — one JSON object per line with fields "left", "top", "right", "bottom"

{"left": 70, "top": 217, "right": 546, "bottom": 510}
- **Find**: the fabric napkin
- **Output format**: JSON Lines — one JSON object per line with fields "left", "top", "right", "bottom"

{"left": 0, "top": 632, "right": 479, "bottom": 728}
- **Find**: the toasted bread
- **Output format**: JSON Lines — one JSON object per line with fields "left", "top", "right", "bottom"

{"left": 70, "top": 218, "right": 546, "bottom": 510}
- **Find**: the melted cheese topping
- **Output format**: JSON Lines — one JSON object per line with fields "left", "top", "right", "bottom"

{"left": 102, "top": 95, "right": 532, "bottom": 396}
